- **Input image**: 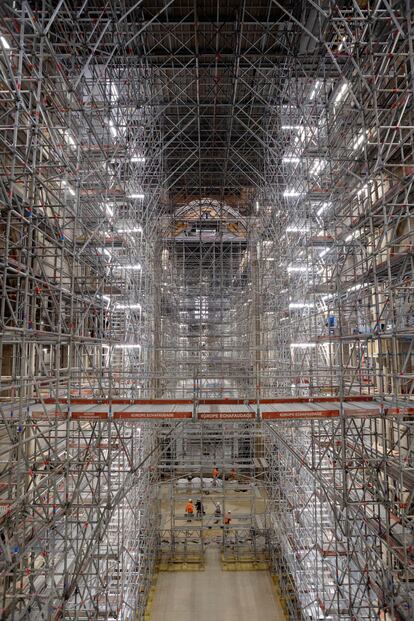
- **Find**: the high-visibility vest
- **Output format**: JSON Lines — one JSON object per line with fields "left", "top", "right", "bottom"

{"left": 186, "top": 503, "right": 194, "bottom": 513}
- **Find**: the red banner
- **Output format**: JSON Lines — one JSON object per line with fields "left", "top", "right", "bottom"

{"left": 113, "top": 411, "right": 192, "bottom": 420}
{"left": 198, "top": 412, "right": 255, "bottom": 420}
{"left": 262, "top": 409, "right": 338, "bottom": 420}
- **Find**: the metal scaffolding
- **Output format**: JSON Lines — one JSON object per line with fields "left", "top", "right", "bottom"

{"left": 158, "top": 422, "right": 268, "bottom": 568}
{"left": 264, "top": 416, "right": 414, "bottom": 621}
{"left": 0, "top": 1, "right": 413, "bottom": 620}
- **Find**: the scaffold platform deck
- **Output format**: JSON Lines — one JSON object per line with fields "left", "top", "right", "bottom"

{"left": 16, "top": 395, "right": 412, "bottom": 421}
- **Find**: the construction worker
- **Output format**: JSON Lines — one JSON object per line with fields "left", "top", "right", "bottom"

{"left": 326, "top": 314, "right": 337, "bottom": 335}
{"left": 214, "top": 501, "right": 222, "bottom": 523}
{"left": 224, "top": 511, "right": 232, "bottom": 525}
{"left": 195, "top": 499, "right": 204, "bottom": 518}
{"left": 212, "top": 465, "right": 219, "bottom": 486}
{"left": 229, "top": 467, "right": 237, "bottom": 481}
{"left": 186, "top": 499, "right": 194, "bottom": 522}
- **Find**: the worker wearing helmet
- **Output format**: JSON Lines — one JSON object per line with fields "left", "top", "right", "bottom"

{"left": 224, "top": 511, "right": 232, "bottom": 525}
{"left": 186, "top": 499, "right": 194, "bottom": 521}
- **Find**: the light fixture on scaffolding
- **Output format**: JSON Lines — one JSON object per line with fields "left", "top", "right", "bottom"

{"left": 62, "top": 180, "right": 75, "bottom": 196}
{"left": 101, "top": 295, "right": 111, "bottom": 306}
{"left": 309, "top": 80, "right": 321, "bottom": 100}
{"left": 316, "top": 202, "right": 331, "bottom": 216}
{"left": 129, "top": 193, "right": 145, "bottom": 199}
{"left": 289, "top": 303, "right": 314, "bottom": 308}
{"left": 334, "top": 81, "right": 349, "bottom": 105}
{"left": 282, "top": 156, "right": 300, "bottom": 163}
{"left": 0, "top": 35, "right": 10, "bottom": 50}
{"left": 64, "top": 130, "right": 77, "bottom": 150}
{"left": 97, "top": 247, "right": 112, "bottom": 258}
{"left": 310, "top": 159, "right": 325, "bottom": 176}
{"left": 117, "top": 226, "right": 143, "bottom": 234}
{"left": 352, "top": 129, "right": 367, "bottom": 152}
{"left": 102, "top": 202, "right": 114, "bottom": 217}
{"left": 114, "top": 263, "right": 142, "bottom": 270}
{"left": 290, "top": 342, "right": 316, "bottom": 348}
{"left": 345, "top": 229, "right": 361, "bottom": 242}
{"left": 114, "top": 303, "right": 141, "bottom": 310}
{"left": 347, "top": 282, "right": 369, "bottom": 293}
{"left": 110, "top": 82, "right": 119, "bottom": 103}
{"left": 283, "top": 189, "right": 300, "bottom": 197}
{"left": 130, "top": 156, "right": 146, "bottom": 163}
{"left": 357, "top": 184, "right": 370, "bottom": 200}
{"left": 107, "top": 118, "right": 118, "bottom": 137}
{"left": 287, "top": 266, "right": 310, "bottom": 272}
{"left": 338, "top": 36, "right": 347, "bottom": 52}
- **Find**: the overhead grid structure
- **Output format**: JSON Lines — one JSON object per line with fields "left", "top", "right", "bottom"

{"left": 0, "top": 1, "right": 413, "bottom": 621}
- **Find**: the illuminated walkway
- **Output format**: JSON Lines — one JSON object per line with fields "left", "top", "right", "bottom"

{"left": 150, "top": 548, "right": 285, "bottom": 621}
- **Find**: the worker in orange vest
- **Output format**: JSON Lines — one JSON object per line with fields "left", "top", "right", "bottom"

{"left": 186, "top": 499, "right": 194, "bottom": 521}
{"left": 224, "top": 511, "right": 232, "bottom": 525}
{"left": 229, "top": 467, "right": 237, "bottom": 481}
{"left": 212, "top": 466, "right": 219, "bottom": 486}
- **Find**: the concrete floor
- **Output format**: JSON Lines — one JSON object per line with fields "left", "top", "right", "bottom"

{"left": 150, "top": 548, "right": 286, "bottom": 621}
